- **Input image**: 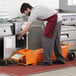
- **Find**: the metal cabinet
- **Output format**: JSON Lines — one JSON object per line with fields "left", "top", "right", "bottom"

{"left": 60, "top": 30, "right": 76, "bottom": 50}
{"left": 14, "top": 21, "right": 44, "bottom": 50}
{"left": 0, "top": 35, "right": 16, "bottom": 60}
{"left": 0, "top": 22, "right": 16, "bottom": 62}
{"left": 60, "top": 14, "right": 76, "bottom": 50}
{"left": 28, "top": 26, "right": 43, "bottom": 50}
{"left": 13, "top": 21, "right": 27, "bottom": 49}
{"left": 15, "top": 26, "right": 43, "bottom": 50}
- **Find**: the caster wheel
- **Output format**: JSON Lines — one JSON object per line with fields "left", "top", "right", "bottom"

{"left": 68, "top": 51, "right": 75, "bottom": 61}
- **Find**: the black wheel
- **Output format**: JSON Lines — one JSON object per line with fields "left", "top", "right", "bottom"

{"left": 68, "top": 51, "right": 75, "bottom": 61}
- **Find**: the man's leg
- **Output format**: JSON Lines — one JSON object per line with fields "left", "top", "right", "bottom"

{"left": 42, "top": 36, "right": 54, "bottom": 63}
{"left": 54, "top": 21, "right": 65, "bottom": 63}
{"left": 38, "top": 36, "right": 54, "bottom": 65}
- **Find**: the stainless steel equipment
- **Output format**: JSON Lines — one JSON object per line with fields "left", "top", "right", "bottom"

{"left": 13, "top": 13, "right": 76, "bottom": 51}
{"left": 0, "top": 22, "right": 13, "bottom": 37}
{"left": 13, "top": 21, "right": 44, "bottom": 50}
{"left": 0, "top": 22, "right": 16, "bottom": 64}
{"left": 13, "top": 21, "right": 27, "bottom": 49}
{"left": 60, "top": 13, "right": 76, "bottom": 50}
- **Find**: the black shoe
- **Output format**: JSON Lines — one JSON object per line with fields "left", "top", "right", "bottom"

{"left": 52, "top": 60, "right": 65, "bottom": 64}
{"left": 38, "top": 62, "right": 52, "bottom": 66}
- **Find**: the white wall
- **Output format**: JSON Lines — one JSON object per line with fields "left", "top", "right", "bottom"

{"left": 0, "top": 0, "right": 59, "bottom": 19}
{"left": 0, "top": 0, "right": 10, "bottom": 19}
{"left": 59, "top": 0, "right": 76, "bottom": 12}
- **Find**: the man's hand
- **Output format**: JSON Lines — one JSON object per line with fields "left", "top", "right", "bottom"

{"left": 17, "top": 35, "right": 22, "bottom": 40}
{"left": 17, "top": 22, "right": 32, "bottom": 40}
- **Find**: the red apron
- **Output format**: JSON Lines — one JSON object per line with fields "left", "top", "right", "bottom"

{"left": 41, "top": 13, "right": 57, "bottom": 38}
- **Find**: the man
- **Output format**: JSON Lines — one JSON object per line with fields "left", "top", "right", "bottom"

{"left": 18, "top": 3, "right": 65, "bottom": 65}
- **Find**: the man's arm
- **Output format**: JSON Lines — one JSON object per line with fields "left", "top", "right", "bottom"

{"left": 19, "top": 22, "right": 32, "bottom": 39}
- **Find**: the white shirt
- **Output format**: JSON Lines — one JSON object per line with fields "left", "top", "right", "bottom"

{"left": 28, "top": 5, "right": 62, "bottom": 22}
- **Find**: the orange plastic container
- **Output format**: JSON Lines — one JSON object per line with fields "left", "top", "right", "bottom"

{"left": 33, "top": 43, "right": 74, "bottom": 64}
{"left": 10, "top": 49, "right": 37, "bottom": 65}
{"left": 52, "top": 43, "right": 73, "bottom": 60}
{"left": 10, "top": 43, "right": 74, "bottom": 65}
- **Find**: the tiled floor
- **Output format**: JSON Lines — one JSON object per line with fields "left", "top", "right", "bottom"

{"left": 0, "top": 51, "right": 76, "bottom": 76}
{"left": 28, "top": 66, "right": 76, "bottom": 76}
{"left": 0, "top": 66, "right": 76, "bottom": 76}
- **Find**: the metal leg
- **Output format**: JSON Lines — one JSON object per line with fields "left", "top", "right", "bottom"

{"left": 5, "top": 59, "right": 8, "bottom": 66}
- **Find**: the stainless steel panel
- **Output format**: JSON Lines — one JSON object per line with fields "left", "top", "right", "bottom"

{"left": 61, "top": 31, "right": 76, "bottom": 41}
{"left": 60, "top": 14, "right": 76, "bottom": 50}
{"left": 14, "top": 21, "right": 24, "bottom": 34}
{"left": 61, "top": 14, "right": 76, "bottom": 25}
{"left": 62, "top": 16, "right": 71, "bottom": 25}
{"left": 4, "top": 36, "right": 16, "bottom": 60}
{"left": 0, "top": 22, "right": 13, "bottom": 27}
{"left": 28, "top": 26, "right": 43, "bottom": 50}
{"left": 61, "top": 25, "right": 76, "bottom": 31}
{"left": 62, "top": 40, "right": 76, "bottom": 50}
{"left": 0, "top": 27, "right": 12, "bottom": 36}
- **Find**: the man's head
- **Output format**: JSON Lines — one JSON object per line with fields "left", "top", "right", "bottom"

{"left": 20, "top": 3, "right": 33, "bottom": 16}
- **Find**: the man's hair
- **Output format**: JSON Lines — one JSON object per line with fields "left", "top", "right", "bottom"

{"left": 20, "top": 3, "right": 33, "bottom": 13}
